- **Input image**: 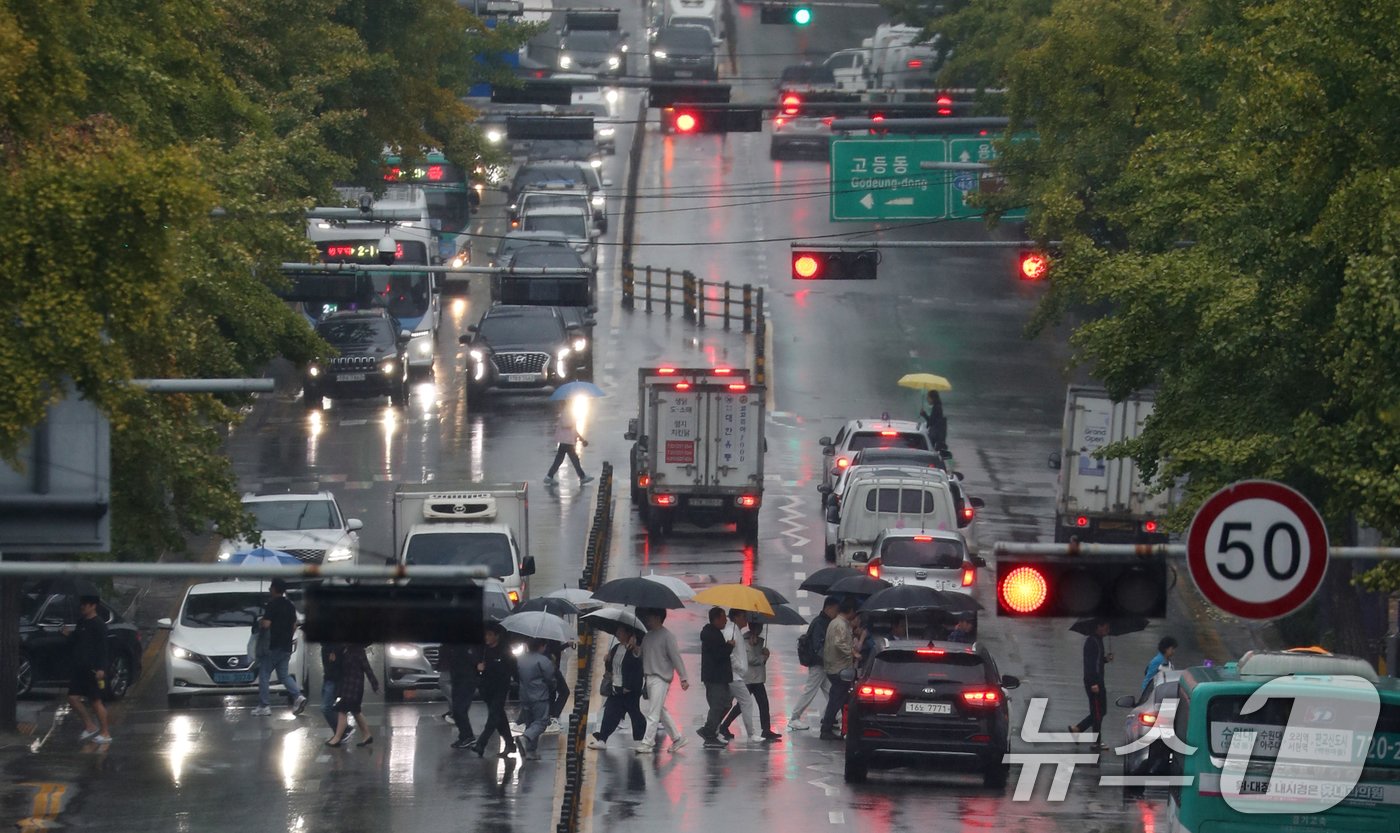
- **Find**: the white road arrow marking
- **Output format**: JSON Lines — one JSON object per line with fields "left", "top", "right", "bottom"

{"left": 859, "top": 193, "right": 874, "bottom": 210}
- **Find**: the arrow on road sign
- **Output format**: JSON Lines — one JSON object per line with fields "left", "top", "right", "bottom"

{"left": 859, "top": 193, "right": 874, "bottom": 210}
{"left": 959, "top": 150, "right": 971, "bottom": 162}
{"left": 885, "top": 197, "right": 914, "bottom": 206}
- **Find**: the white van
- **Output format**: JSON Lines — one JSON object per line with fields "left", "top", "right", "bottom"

{"left": 828, "top": 471, "right": 959, "bottom": 567}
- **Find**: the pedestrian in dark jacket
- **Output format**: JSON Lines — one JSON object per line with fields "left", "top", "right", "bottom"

{"left": 470, "top": 623, "right": 519, "bottom": 757}
{"left": 65, "top": 595, "right": 111, "bottom": 743}
{"left": 589, "top": 625, "right": 646, "bottom": 748}
{"left": 697, "top": 607, "right": 734, "bottom": 747}
{"left": 788, "top": 596, "right": 838, "bottom": 730}
{"left": 546, "top": 640, "right": 571, "bottom": 735}
{"left": 441, "top": 641, "right": 482, "bottom": 748}
{"left": 920, "top": 390, "right": 948, "bottom": 451}
{"left": 1070, "top": 619, "right": 1113, "bottom": 750}
{"left": 327, "top": 643, "right": 377, "bottom": 747}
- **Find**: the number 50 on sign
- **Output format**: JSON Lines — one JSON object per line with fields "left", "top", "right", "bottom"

{"left": 1186, "top": 480, "right": 1330, "bottom": 620}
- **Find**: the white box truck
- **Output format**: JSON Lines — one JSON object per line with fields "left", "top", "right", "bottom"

{"left": 1052, "top": 387, "right": 1173, "bottom": 543}
{"left": 631, "top": 373, "right": 765, "bottom": 542}
{"left": 625, "top": 366, "right": 750, "bottom": 508}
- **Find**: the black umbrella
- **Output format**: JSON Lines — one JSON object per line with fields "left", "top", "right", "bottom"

{"left": 861, "top": 584, "right": 948, "bottom": 612}
{"left": 799, "top": 566, "right": 861, "bottom": 595}
{"left": 752, "top": 604, "right": 807, "bottom": 626}
{"left": 593, "top": 576, "right": 685, "bottom": 609}
{"left": 516, "top": 596, "right": 580, "bottom": 616}
{"left": 1070, "top": 617, "right": 1149, "bottom": 637}
{"left": 750, "top": 584, "right": 790, "bottom": 607}
{"left": 828, "top": 575, "right": 892, "bottom": 598}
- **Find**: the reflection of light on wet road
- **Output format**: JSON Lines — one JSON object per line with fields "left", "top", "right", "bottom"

{"left": 570, "top": 395, "right": 591, "bottom": 440}
{"left": 416, "top": 382, "right": 436, "bottom": 418}
{"left": 306, "top": 410, "right": 322, "bottom": 466}
{"left": 470, "top": 415, "right": 485, "bottom": 481}
{"left": 382, "top": 406, "right": 398, "bottom": 470}
{"left": 280, "top": 728, "right": 304, "bottom": 791}
{"left": 449, "top": 296, "right": 469, "bottom": 324}
{"left": 388, "top": 715, "right": 416, "bottom": 787}
{"left": 166, "top": 715, "right": 196, "bottom": 786}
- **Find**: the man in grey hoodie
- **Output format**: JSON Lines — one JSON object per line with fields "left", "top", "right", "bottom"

{"left": 516, "top": 639, "right": 557, "bottom": 760}
{"left": 636, "top": 607, "right": 690, "bottom": 754}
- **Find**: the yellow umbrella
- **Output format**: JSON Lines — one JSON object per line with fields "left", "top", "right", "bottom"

{"left": 691, "top": 584, "right": 775, "bottom": 616}
{"left": 897, "top": 373, "right": 952, "bottom": 392}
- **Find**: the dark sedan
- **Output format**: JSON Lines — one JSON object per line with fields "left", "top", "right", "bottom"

{"left": 18, "top": 580, "right": 143, "bottom": 700}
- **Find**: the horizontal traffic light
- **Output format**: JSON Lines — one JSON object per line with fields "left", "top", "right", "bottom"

{"left": 760, "top": 3, "right": 812, "bottom": 24}
{"left": 995, "top": 555, "right": 1168, "bottom": 617}
{"left": 791, "top": 249, "right": 879, "bottom": 280}
{"left": 664, "top": 106, "right": 764, "bottom": 134}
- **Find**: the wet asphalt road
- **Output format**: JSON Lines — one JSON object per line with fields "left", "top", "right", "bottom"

{"left": 0, "top": 2, "right": 1242, "bottom": 831}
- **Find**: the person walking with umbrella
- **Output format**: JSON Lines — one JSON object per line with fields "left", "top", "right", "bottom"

{"left": 920, "top": 390, "right": 948, "bottom": 451}
{"left": 716, "top": 608, "right": 763, "bottom": 743}
{"left": 471, "top": 623, "right": 520, "bottom": 758}
{"left": 64, "top": 595, "right": 111, "bottom": 744}
{"left": 697, "top": 607, "right": 735, "bottom": 748}
{"left": 326, "top": 642, "right": 377, "bottom": 747}
{"left": 516, "top": 639, "right": 557, "bottom": 760}
{"left": 440, "top": 640, "right": 481, "bottom": 749}
{"left": 589, "top": 624, "right": 647, "bottom": 749}
{"left": 544, "top": 399, "right": 593, "bottom": 485}
{"left": 820, "top": 598, "right": 858, "bottom": 740}
{"left": 720, "top": 620, "right": 782, "bottom": 742}
{"left": 636, "top": 608, "right": 689, "bottom": 754}
{"left": 254, "top": 578, "right": 307, "bottom": 717}
{"left": 788, "top": 595, "right": 838, "bottom": 731}
{"left": 1070, "top": 618, "right": 1113, "bottom": 751}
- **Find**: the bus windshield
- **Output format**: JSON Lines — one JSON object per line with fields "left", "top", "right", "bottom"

{"left": 370, "top": 273, "right": 432, "bottom": 320}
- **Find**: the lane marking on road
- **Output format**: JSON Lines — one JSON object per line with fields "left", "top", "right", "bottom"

{"left": 17, "top": 782, "right": 66, "bottom": 833}
{"left": 807, "top": 778, "right": 839, "bottom": 797}
{"left": 795, "top": 571, "right": 807, "bottom": 581}
{"left": 777, "top": 493, "right": 810, "bottom": 549}
{"left": 829, "top": 811, "right": 845, "bottom": 824}
{"left": 792, "top": 555, "right": 802, "bottom": 564}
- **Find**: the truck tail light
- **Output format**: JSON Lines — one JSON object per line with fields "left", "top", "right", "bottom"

{"left": 962, "top": 688, "right": 1001, "bottom": 707}
{"left": 638, "top": 474, "right": 651, "bottom": 488}
{"left": 728, "top": 383, "right": 748, "bottom": 392}
{"left": 675, "top": 382, "right": 691, "bottom": 391}
{"left": 653, "top": 494, "right": 677, "bottom": 506}
{"left": 962, "top": 563, "right": 975, "bottom": 586}
{"left": 658, "top": 367, "right": 676, "bottom": 375}
{"left": 866, "top": 558, "right": 881, "bottom": 579}
{"left": 737, "top": 495, "right": 758, "bottom": 508}
{"left": 856, "top": 683, "right": 896, "bottom": 703}
{"left": 713, "top": 367, "right": 732, "bottom": 375}
{"left": 508, "top": 590, "right": 520, "bottom": 604}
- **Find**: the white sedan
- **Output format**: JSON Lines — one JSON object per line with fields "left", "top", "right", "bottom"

{"left": 158, "top": 580, "right": 309, "bottom": 709}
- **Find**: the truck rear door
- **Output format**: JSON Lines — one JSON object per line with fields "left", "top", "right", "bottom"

{"left": 1063, "top": 393, "right": 1115, "bottom": 515}
{"left": 650, "top": 383, "right": 704, "bottom": 487}
{"left": 706, "top": 384, "right": 762, "bottom": 489}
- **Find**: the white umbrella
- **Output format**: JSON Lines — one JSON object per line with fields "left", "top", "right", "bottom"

{"left": 582, "top": 607, "right": 648, "bottom": 636}
{"left": 501, "top": 611, "right": 574, "bottom": 643}
{"left": 642, "top": 572, "right": 695, "bottom": 600}
{"left": 544, "top": 587, "right": 606, "bottom": 611}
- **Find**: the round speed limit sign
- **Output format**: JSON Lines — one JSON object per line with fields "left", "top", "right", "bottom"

{"left": 1187, "top": 480, "right": 1329, "bottom": 620}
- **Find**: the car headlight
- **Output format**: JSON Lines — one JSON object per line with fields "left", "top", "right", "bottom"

{"left": 171, "top": 645, "right": 194, "bottom": 660}
{"left": 307, "top": 365, "right": 320, "bottom": 378}
{"left": 598, "top": 126, "right": 615, "bottom": 138}
{"left": 556, "top": 346, "right": 572, "bottom": 376}
{"left": 608, "top": 55, "right": 620, "bottom": 68}
{"left": 451, "top": 253, "right": 468, "bottom": 269}
{"left": 414, "top": 337, "right": 432, "bottom": 356}
{"left": 469, "top": 349, "right": 484, "bottom": 362}
{"left": 217, "top": 543, "right": 236, "bottom": 562}
{"left": 591, "top": 194, "right": 605, "bottom": 207}
{"left": 619, "top": 45, "right": 628, "bottom": 54}
{"left": 387, "top": 644, "right": 422, "bottom": 660}
{"left": 653, "top": 50, "right": 667, "bottom": 60}
{"left": 486, "top": 128, "right": 503, "bottom": 144}
{"left": 605, "top": 88, "right": 619, "bottom": 103}
{"left": 326, "top": 544, "right": 353, "bottom": 562}
{"left": 381, "top": 359, "right": 397, "bottom": 375}
{"left": 511, "top": 643, "right": 527, "bottom": 657}
{"left": 589, "top": 158, "right": 602, "bottom": 169}
{"left": 572, "top": 337, "right": 587, "bottom": 352}
{"left": 559, "top": 54, "right": 572, "bottom": 68}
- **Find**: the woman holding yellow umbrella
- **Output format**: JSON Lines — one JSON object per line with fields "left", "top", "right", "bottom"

{"left": 897, "top": 373, "right": 952, "bottom": 451}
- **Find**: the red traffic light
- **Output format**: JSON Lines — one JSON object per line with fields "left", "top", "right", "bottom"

{"left": 869, "top": 113, "right": 887, "bottom": 136}
{"left": 793, "top": 253, "right": 822, "bottom": 279}
{"left": 673, "top": 110, "right": 699, "bottom": 133}
{"left": 998, "top": 565, "right": 1050, "bottom": 614}
{"left": 936, "top": 94, "right": 953, "bottom": 116}
{"left": 780, "top": 92, "right": 802, "bottom": 117}
{"left": 791, "top": 249, "right": 879, "bottom": 280}
{"left": 1019, "top": 251, "right": 1050, "bottom": 281}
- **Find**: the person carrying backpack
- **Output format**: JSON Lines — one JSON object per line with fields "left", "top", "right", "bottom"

{"left": 787, "top": 595, "right": 838, "bottom": 730}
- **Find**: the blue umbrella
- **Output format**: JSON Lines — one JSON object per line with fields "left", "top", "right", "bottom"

{"left": 226, "top": 547, "right": 302, "bottom": 568}
{"left": 550, "top": 381, "right": 606, "bottom": 400}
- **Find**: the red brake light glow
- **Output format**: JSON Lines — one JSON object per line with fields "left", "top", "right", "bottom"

{"left": 658, "top": 367, "right": 676, "bottom": 375}
{"left": 880, "top": 430, "right": 898, "bottom": 436}
{"left": 866, "top": 559, "right": 880, "bottom": 579}
{"left": 962, "top": 506, "right": 975, "bottom": 521}
{"left": 713, "top": 367, "right": 732, "bottom": 375}
{"left": 962, "top": 565, "right": 975, "bottom": 587}
{"left": 737, "top": 495, "right": 758, "bottom": 508}
{"left": 962, "top": 689, "right": 1001, "bottom": 706}
{"left": 638, "top": 474, "right": 651, "bottom": 487}
{"left": 999, "top": 565, "right": 1050, "bottom": 614}
{"left": 936, "top": 94, "right": 953, "bottom": 116}
{"left": 1139, "top": 712, "right": 1159, "bottom": 726}
{"left": 508, "top": 590, "right": 520, "bottom": 604}
{"left": 728, "top": 383, "right": 748, "bottom": 391}
{"left": 675, "top": 382, "right": 691, "bottom": 391}
{"left": 916, "top": 648, "right": 945, "bottom": 656}
{"left": 913, "top": 535, "right": 933, "bottom": 542}
{"left": 781, "top": 93, "right": 802, "bottom": 116}
{"left": 653, "top": 494, "right": 677, "bottom": 506}
{"left": 1143, "top": 520, "right": 1159, "bottom": 533}
{"left": 907, "top": 59, "right": 923, "bottom": 69}
{"left": 856, "top": 684, "right": 896, "bottom": 702}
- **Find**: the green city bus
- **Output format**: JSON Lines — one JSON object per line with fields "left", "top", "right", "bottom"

{"left": 1168, "top": 650, "right": 1400, "bottom": 833}
{"left": 380, "top": 150, "right": 477, "bottom": 265}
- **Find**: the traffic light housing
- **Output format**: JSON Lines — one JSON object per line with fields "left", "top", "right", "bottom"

{"left": 303, "top": 582, "right": 485, "bottom": 643}
{"left": 664, "top": 106, "right": 764, "bottom": 134}
{"left": 995, "top": 555, "right": 1168, "bottom": 618}
{"left": 1018, "top": 251, "right": 1051, "bottom": 281}
{"left": 761, "top": 3, "right": 812, "bottom": 24}
{"left": 791, "top": 249, "right": 880, "bottom": 280}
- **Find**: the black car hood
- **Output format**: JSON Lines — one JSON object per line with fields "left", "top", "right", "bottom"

{"left": 332, "top": 342, "right": 396, "bottom": 359}
{"left": 478, "top": 332, "right": 565, "bottom": 351}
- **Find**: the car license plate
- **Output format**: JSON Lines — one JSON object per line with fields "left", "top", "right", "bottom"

{"left": 502, "top": 373, "right": 539, "bottom": 383}
{"left": 337, "top": 373, "right": 366, "bottom": 382}
{"left": 905, "top": 701, "right": 952, "bottom": 715}
{"left": 213, "top": 671, "right": 255, "bottom": 685}
{"left": 932, "top": 581, "right": 959, "bottom": 591}
{"left": 689, "top": 497, "right": 722, "bottom": 507}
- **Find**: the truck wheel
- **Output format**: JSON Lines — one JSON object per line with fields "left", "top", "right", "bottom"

{"left": 824, "top": 543, "right": 837, "bottom": 563}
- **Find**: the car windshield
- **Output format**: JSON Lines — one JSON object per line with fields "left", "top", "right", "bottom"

{"left": 523, "top": 214, "right": 588, "bottom": 238}
{"left": 565, "top": 31, "right": 616, "bottom": 50}
{"left": 369, "top": 273, "right": 431, "bottom": 319}
{"left": 873, "top": 650, "right": 987, "bottom": 684}
{"left": 248, "top": 500, "right": 340, "bottom": 531}
{"left": 880, "top": 537, "right": 964, "bottom": 569}
{"left": 181, "top": 592, "right": 265, "bottom": 628}
{"left": 669, "top": 17, "right": 714, "bottom": 35}
{"left": 497, "top": 235, "right": 568, "bottom": 259}
{"left": 523, "top": 193, "right": 588, "bottom": 211}
{"left": 659, "top": 28, "right": 712, "bottom": 50}
{"left": 479, "top": 313, "right": 560, "bottom": 342}
{"left": 403, "top": 532, "right": 514, "bottom": 577}
{"left": 856, "top": 449, "right": 945, "bottom": 469}
{"left": 517, "top": 168, "right": 585, "bottom": 189}
{"left": 848, "top": 431, "right": 930, "bottom": 451}
{"left": 316, "top": 320, "right": 394, "bottom": 349}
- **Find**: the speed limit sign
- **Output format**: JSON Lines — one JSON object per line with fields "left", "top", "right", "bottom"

{"left": 1186, "top": 480, "right": 1329, "bottom": 620}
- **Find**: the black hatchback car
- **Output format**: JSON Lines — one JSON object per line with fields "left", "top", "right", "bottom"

{"left": 304, "top": 309, "right": 411, "bottom": 407}
{"left": 845, "top": 639, "right": 1019, "bottom": 787}
{"left": 18, "top": 581, "right": 144, "bottom": 700}
{"left": 650, "top": 26, "right": 717, "bottom": 81}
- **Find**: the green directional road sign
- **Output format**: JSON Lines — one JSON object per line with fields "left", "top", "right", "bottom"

{"left": 948, "top": 137, "right": 1027, "bottom": 221}
{"left": 830, "top": 138, "right": 947, "bottom": 221}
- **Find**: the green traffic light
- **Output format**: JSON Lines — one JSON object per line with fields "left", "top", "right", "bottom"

{"left": 792, "top": 6, "right": 812, "bottom": 24}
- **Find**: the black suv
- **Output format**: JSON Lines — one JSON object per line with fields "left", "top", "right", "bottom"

{"left": 304, "top": 309, "right": 411, "bottom": 407}
{"left": 460, "top": 305, "right": 579, "bottom": 394}
{"left": 18, "top": 580, "right": 143, "bottom": 700}
{"left": 845, "top": 639, "right": 1020, "bottom": 787}
{"left": 650, "top": 26, "right": 717, "bottom": 81}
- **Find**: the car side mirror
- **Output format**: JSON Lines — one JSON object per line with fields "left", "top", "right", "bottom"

{"left": 1001, "top": 675, "right": 1021, "bottom": 690}
{"left": 458, "top": 333, "right": 474, "bottom": 345}
{"left": 590, "top": 228, "right": 602, "bottom": 239}
{"left": 398, "top": 329, "right": 413, "bottom": 344}
{"left": 1115, "top": 694, "right": 1137, "bottom": 709}
{"left": 851, "top": 550, "right": 869, "bottom": 563}
{"left": 1048, "top": 451, "right": 1062, "bottom": 470}
{"left": 817, "top": 484, "right": 833, "bottom": 495}
{"left": 969, "top": 497, "right": 985, "bottom": 509}
{"left": 346, "top": 519, "right": 363, "bottom": 532}
{"left": 157, "top": 617, "right": 173, "bottom": 630}
{"left": 819, "top": 436, "right": 833, "bottom": 447}
{"left": 521, "top": 556, "right": 537, "bottom": 577}
{"left": 583, "top": 318, "right": 596, "bottom": 327}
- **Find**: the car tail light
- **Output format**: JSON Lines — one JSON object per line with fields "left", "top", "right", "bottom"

{"left": 916, "top": 647, "right": 945, "bottom": 656}
{"left": 774, "top": 116, "right": 786, "bottom": 127}
{"left": 913, "top": 535, "right": 932, "bottom": 542}
{"left": 866, "top": 558, "right": 880, "bottom": 579}
{"left": 862, "top": 729, "right": 883, "bottom": 738}
{"left": 510, "top": 219, "right": 520, "bottom": 228}
{"left": 728, "top": 383, "right": 748, "bottom": 392}
{"left": 1076, "top": 515, "right": 1089, "bottom": 527}
{"left": 856, "top": 683, "right": 896, "bottom": 703}
{"left": 675, "top": 382, "right": 691, "bottom": 391}
{"left": 737, "top": 495, "right": 758, "bottom": 508}
{"left": 835, "top": 457, "right": 849, "bottom": 469}
{"left": 1139, "top": 712, "right": 1158, "bottom": 726}
{"left": 638, "top": 474, "right": 651, "bottom": 488}
{"left": 961, "top": 563, "right": 975, "bottom": 587}
{"left": 880, "top": 430, "right": 898, "bottom": 436}
{"left": 907, "top": 59, "right": 923, "bottom": 69}
{"left": 658, "top": 367, "right": 676, "bottom": 375}
{"left": 653, "top": 494, "right": 677, "bottom": 506}
{"left": 508, "top": 590, "right": 520, "bottom": 604}
{"left": 962, "top": 505, "right": 975, "bottom": 522}
{"left": 962, "top": 689, "right": 1001, "bottom": 707}
{"left": 970, "top": 734, "right": 992, "bottom": 743}
{"left": 1143, "top": 520, "right": 1158, "bottom": 533}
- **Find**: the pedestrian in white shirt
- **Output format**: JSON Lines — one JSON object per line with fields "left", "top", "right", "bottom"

{"left": 545, "top": 402, "right": 593, "bottom": 484}
{"left": 635, "top": 607, "right": 690, "bottom": 753}
{"left": 719, "top": 608, "right": 762, "bottom": 742}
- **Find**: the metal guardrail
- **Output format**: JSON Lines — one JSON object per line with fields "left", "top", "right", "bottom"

{"left": 558, "top": 461, "right": 613, "bottom": 833}
{"left": 620, "top": 264, "right": 763, "bottom": 332}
